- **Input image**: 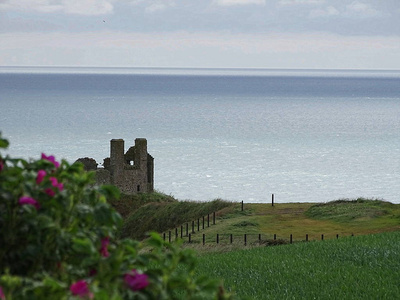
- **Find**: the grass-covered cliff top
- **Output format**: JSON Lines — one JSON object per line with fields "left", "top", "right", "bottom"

{"left": 110, "top": 194, "right": 400, "bottom": 245}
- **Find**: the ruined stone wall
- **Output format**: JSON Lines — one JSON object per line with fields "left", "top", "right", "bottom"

{"left": 75, "top": 138, "right": 154, "bottom": 195}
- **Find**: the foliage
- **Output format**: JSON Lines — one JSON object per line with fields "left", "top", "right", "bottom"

{"left": 195, "top": 231, "right": 400, "bottom": 299}
{"left": 121, "top": 199, "right": 235, "bottom": 240}
{"left": 305, "top": 198, "right": 392, "bottom": 222}
{"left": 0, "top": 133, "right": 232, "bottom": 300}
{"left": 109, "top": 191, "right": 177, "bottom": 219}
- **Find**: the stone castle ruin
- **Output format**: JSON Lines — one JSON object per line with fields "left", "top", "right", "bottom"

{"left": 76, "top": 138, "right": 154, "bottom": 194}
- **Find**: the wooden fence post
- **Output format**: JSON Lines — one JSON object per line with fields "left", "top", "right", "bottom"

{"left": 241, "top": 201, "right": 244, "bottom": 211}
{"left": 168, "top": 231, "right": 171, "bottom": 243}
{"left": 192, "top": 221, "right": 195, "bottom": 234}
{"left": 230, "top": 234, "right": 233, "bottom": 244}
{"left": 213, "top": 212, "right": 216, "bottom": 225}
{"left": 189, "top": 233, "right": 191, "bottom": 243}
{"left": 336, "top": 234, "right": 339, "bottom": 239}
{"left": 197, "top": 218, "right": 200, "bottom": 231}
{"left": 216, "top": 234, "right": 219, "bottom": 244}
{"left": 203, "top": 234, "right": 205, "bottom": 245}
{"left": 207, "top": 214, "right": 210, "bottom": 227}
{"left": 163, "top": 232, "right": 166, "bottom": 241}
{"left": 321, "top": 234, "right": 324, "bottom": 240}
{"left": 202, "top": 216, "right": 205, "bottom": 229}
{"left": 180, "top": 225, "right": 183, "bottom": 238}
{"left": 306, "top": 234, "right": 308, "bottom": 242}
{"left": 186, "top": 223, "right": 188, "bottom": 237}
{"left": 272, "top": 193, "right": 274, "bottom": 206}
{"left": 258, "top": 234, "right": 261, "bottom": 244}
{"left": 274, "top": 234, "right": 276, "bottom": 240}
{"left": 175, "top": 228, "right": 178, "bottom": 240}
{"left": 290, "top": 234, "right": 292, "bottom": 244}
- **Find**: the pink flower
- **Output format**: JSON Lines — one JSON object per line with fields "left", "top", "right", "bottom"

{"left": 41, "top": 153, "right": 60, "bottom": 168}
{"left": 0, "top": 286, "right": 5, "bottom": 300}
{"left": 70, "top": 280, "right": 93, "bottom": 299}
{"left": 19, "top": 196, "right": 40, "bottom": 210}
{"left": 100, "top": 237, "right": 110, "bottom": 257}
{"left": 45, "top": 188, "right": 55, "bottom": 197}
{"left": 36, "top": 169, "right": 46, "bottom": 184}
{"left": 49, "top": 177, "right": 63, "bottom": 191}
{"left": 124, "top": 270, "right": 149, "bottom": 291}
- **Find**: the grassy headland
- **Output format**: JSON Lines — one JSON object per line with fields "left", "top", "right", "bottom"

{"left": 111, "top": 194, "right": 399, "bottom": 248}
{"left": 111, "top": 195, "right": 400, "bottom": 299}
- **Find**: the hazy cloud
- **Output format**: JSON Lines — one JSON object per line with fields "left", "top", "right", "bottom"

{"left": 309, "top": 6, "right": 339, "bottom": 18}
{"left": 0, "top": 0, "right": 114, "bottom": 15}
{"left": 215, "top": 0, "right": 266, "bottom": 6}
{"left": 278, "top": 0, "right": 325, "bottom": 6}
{"left": 345, "top": 1, "right": 381, "bottom": 18}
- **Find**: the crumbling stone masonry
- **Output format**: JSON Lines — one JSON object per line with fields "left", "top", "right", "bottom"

{"left": 76, "top": 138, "right": 154, "bottom": 194}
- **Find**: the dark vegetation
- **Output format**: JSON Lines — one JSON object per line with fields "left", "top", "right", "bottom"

{"left": 110, "top": 192, "right": 235, "bottom": 240}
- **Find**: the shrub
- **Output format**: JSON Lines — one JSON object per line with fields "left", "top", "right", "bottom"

{"left": 0, "top": 133, "right": 232, "bottom": 299}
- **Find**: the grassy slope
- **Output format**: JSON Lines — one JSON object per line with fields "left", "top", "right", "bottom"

{"left": 172, "top": 199, "right": 399, "bottom": 251}
{"left": 195, "top": 231, "right": 400, "bottom": 299}
{"left": 113, "top": 194, "right": 399, "bottom": 250}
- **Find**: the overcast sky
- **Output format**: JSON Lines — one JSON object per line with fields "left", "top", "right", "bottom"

{"left": 0, "top": 0, "right": 399, "bottom": 69}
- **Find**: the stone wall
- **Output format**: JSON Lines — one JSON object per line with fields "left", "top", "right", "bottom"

{"left": 76, "top": 138, "right": 154, "bottom": 194}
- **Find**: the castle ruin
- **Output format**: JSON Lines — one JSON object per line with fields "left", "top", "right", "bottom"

{"left": 76, "top": 138, "right": 154, "bottom": 194}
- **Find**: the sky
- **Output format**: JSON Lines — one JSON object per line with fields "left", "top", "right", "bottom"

{"left": 0, "top": 0, "right": 399, "bottom": 69}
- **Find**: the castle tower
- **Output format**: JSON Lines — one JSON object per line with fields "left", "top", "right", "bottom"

{"left": 110, "top": 139, "right": 125, "bottom": 185}
{"left": 134, "top": 138, "right": 148, "bottom": 170}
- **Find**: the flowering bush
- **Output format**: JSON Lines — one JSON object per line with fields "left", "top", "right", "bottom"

{"left": 0, "top": 133, "right": 232, "bottom": 299}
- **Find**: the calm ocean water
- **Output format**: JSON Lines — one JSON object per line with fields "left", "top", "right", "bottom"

{"left": 1, "top": 67, "right": 399, "bottom": 203}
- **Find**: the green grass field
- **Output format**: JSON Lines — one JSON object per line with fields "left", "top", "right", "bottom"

{"left": 117, "top": 195, "right": 400, "bottom": 299}
{"left": 194, "top": 231, "right": 400, "bottom": 299}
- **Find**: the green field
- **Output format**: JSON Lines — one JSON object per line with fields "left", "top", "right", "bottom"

{"left": 116, "top": 195, "right": 400, "bottom": 299}
{"left": 194, "top": 231, "right": 400, "bottom": 299}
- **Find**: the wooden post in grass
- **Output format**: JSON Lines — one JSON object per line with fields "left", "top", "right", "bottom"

{"left": 213, "top": 212, "right": 216, "bottom": 225}
{"left": 163, "top": 232, "right": 166, "bottom": 241}
{"left": 217, "top": 234, "right": 219, "bottom": 244}
{"left": 230, "top": 234, "right": 233, "bottom": 244}
{"left": 168, "top": 231, "right": 171, "bottom": 243}
{"left": 181, "top": 225, "right": 183, "bottom": 238}
{"left": 241, "top": 201, "right": 244, "bottom": 211}
{"left": 336, "top": 234, "right": 339, "bottom": 239}
{"left": 321, "top": 234, "right": 324, "bottom": 240}
{"left": 244, "top": 234, "right": 247, "bottom": 246}
{"left": 202, "top": 216, "right": 205, "bottom": 229}
{"left": 192, "top": 221, "right": 195, "bottom": 233}
{"left": 186, "top": 223, "right": 188, "bottom": 237}
{"left": 189, "top": 233, "right": 191, "bottom": 243}
{"left": 272, "top": 194, "right": 274, "bottom": 206}
{"left": 197, "top": 218, "right": 200, "bottom": 231}
{"left": 306, "top": 234, "right": 308, "bottom": 242}
{"left": 203, "top": 234, "right": 205, "bottom": 245}
{"left": 259, "top": 234, "right": 261, "bottom": 244}
{"left": 290, "top": 234, "right": 292, "bottom": 244}
{"left": 207, "top": 214, "right": 210, "bottom": 227}
{"left": 274, "top": 234, "right": 276, "bottom": 240}
{"left": 175, "top": 228, "right": 178, "bottom": 240}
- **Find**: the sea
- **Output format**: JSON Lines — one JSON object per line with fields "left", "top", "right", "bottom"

{"left": 1, "top": 66, "right": 399, "bottom": 204}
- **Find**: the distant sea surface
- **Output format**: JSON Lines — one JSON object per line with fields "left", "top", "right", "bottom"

{"left": 1, "top": 67, "right": 399, "bottom": 203}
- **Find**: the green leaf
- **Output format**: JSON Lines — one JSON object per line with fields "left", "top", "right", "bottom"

{"left": 71, "top": 237, "right": 96, "bottom": 255}
{"left": 0, "top": 137, "right": 9, "bottom": 149}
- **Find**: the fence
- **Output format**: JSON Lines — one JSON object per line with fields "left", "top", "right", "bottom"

{"left": 160, "top": 199, "right": 354, "bottom": 246}
{"left": 162, "top": 232, "right": 355, "bottom": 245}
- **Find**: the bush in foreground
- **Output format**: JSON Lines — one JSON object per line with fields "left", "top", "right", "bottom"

{"left": 0, "top": 133, "right": 231, "bottom": 299}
